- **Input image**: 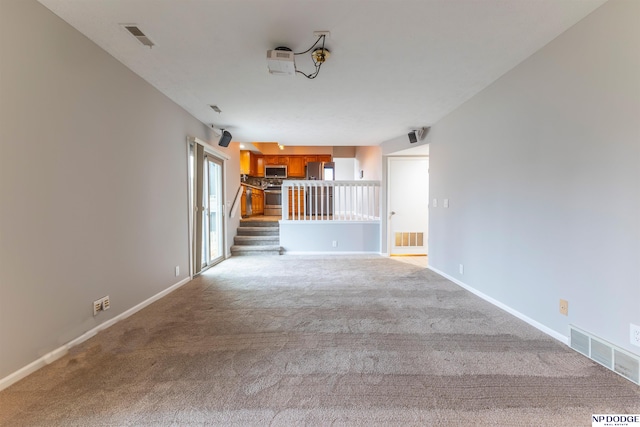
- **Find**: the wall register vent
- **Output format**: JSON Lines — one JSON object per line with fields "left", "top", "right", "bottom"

{"left": 570, "top": 325, "right": 639, "bottom": 385}
{"left": 394, "top": 232, "right": 424, "bottom": 247}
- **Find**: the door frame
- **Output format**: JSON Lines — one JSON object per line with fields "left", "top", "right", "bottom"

{"left": 187, "top": 136, "right": 230, "bottom": 278}
{"left": 386, "top": 156, "right": 429, "bottom": 256}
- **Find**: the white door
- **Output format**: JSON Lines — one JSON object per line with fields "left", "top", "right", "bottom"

{"left": 388, "top": 157, "right": 429, "bottom": 255}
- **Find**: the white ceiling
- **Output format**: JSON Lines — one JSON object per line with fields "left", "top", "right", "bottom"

{"left": 38, "top": 0, "right": 606, "bottom": 147}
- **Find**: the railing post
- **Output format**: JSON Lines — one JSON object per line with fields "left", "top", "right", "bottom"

{"left": 282, "top": 183, "right": 289, "bottom": 220}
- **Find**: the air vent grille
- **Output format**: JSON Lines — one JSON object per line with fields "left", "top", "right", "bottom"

{"left": 614, "top": 350, "right": 639, "bottom": 384}
{"left": 570, "top": 328, "right": 589, "bottom": 356}
{"left": 591, "top": 338, "right": 613, "bottom": 369}
{"left": 125, "top": 26, "right": 144, "bottom": 37}
{"left": 394, "top": 232, "right": 424, "bottom": 247}
{"left": 569, "top": 325, "right": 640, "bottom": 385}
{"left": 122, "top": 25, "right": 155, "bottom": 48}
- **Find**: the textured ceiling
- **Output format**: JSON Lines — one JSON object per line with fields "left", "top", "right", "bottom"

{"left": 38, "top": 0, "right": 607, "bottom": 146}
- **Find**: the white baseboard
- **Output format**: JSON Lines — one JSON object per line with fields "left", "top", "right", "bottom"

{"left": 0, "top": 276, "right": 191, "bottom": 392}
{"left": 427, "top": 266, "right": 569, "bottom": 345}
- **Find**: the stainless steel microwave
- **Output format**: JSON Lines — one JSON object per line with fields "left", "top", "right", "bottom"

{"left": 264, "top": 165, "right": 287, "bottom": 178}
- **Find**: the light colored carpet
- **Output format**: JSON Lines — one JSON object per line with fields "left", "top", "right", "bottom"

{"left": 1, "top": 255, "right": 638, "bottom": 426}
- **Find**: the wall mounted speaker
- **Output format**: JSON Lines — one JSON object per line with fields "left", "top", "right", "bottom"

{"left": 408, "top": 131, "right": 418, "bottom": 144}
{"left": 218, "top": 130, "right": 232, "bottom": 147}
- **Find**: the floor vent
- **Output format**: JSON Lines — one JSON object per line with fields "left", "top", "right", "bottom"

{"left": 570, "top": 325, "right": 639, "bottom": 385}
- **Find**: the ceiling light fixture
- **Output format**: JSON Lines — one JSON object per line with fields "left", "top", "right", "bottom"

{"left": 267, "top": 31, "right": 331, "bottom": 79}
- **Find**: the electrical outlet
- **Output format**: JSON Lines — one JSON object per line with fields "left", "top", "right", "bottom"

{"left": 444, "top": 199, "right": 449, "bottom": 208}
{"left": 102, "top": 296, "right": 110, "bottom": 311}
{"left": 631, "top": 324, "right": 640, "bottom": 347}
{"left": 433, "top": 199, "right": 438, "bottom": 208}
{"left": 559, "top": 299, "right": 568, "bottom": 316}
{"left": 332, "top": 240, "right": 338, "bottom": 248}
{"left": 175, "top": 266, "right": 180, "bottom": 277}
{"left": 313, "top": 31, "right": 331, "bottom": 38}
{"left": 459, "top": 264, "right": 464, "bottom": 275}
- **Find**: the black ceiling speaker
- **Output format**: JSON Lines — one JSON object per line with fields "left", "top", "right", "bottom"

{"left": 218, "top": 130, "right": 232, "bottom": 147}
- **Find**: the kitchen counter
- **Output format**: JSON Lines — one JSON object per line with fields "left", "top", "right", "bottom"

{"left": 241, "top": 183, "right": 266, "bottom": 191}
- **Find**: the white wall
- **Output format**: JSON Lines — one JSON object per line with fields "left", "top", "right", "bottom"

{"left": 223, "top": 143, "right": 242, "bottom": 257}
{"left": 355, "top": 146, "right": 382, "bottom": 181}
{"left": 280, "top": 223, "right": 381, "bottom": 253}
{"left": 334, "top": 158, "right": 357, "bottom": 180}
{"left": 428, "top": 0, "right": 639, "bottom": 355}
{"left": 0, "top": 0, "right": 240, "bottom": 382}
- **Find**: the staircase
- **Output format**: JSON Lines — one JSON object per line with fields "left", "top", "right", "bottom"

{"left": 231, "top": 218, "right": 283, "bottom": 256}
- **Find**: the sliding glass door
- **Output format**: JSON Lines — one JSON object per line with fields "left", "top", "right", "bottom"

{"left": 189, "top": 140, "right": 226, "bottom": 276}
{"left": 203, "top": 155, "right": 224, "bottom": 266}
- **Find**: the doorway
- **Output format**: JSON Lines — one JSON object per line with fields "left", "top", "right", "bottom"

{"left": 387, "top": 157, "right": 429, "bottom": 256}
{"left": 188, "top": 139, "right": 228, "bottom": 276}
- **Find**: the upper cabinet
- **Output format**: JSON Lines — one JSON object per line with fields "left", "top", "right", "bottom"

{"left": 240, "top": 151, "right": 263, "bottom": 176}
{"left": 263, "top": 155, "right": 279, "bottom": 166}
{"left": 243, "top": 151, "right": 332, "bottom": 178}
{"left": 240, "top": 151, "right": 251, "bottom": 175}
{"left": 288, "top": 156, "right": 305, "bottom": 178}
{"left": 256, "top": 156, "right": 264, "bottom": 177}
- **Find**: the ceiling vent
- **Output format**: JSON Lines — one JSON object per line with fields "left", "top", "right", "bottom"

{"left": 121, "top": 24, "right": 155, "bottom": 48}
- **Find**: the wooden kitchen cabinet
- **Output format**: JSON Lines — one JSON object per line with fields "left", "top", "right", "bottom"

{"left": 265, "top": 155, "right": 289, "bottom": 166}
{"left": 263, "top": 155, "right": 279, "bottom": 166}
{"left": 240, "top": 151, "right": 251, "bottom": 175}
{"left": 241, "top": 186, "right": 247, "bottom": 217}
{"left": 256, "top": 155, "right": 264, "bottom": 177}
{"left": 288, "top": 156, "right": 305, "bottom": 178}
{"left": 240, "top": 150, "right": 261, "bottom": 176}
{"left": 251, "top": 189, "right": 264, "bottom": 215}
{"left": 261, "top": 154, "right": 331, "bottom": 175}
